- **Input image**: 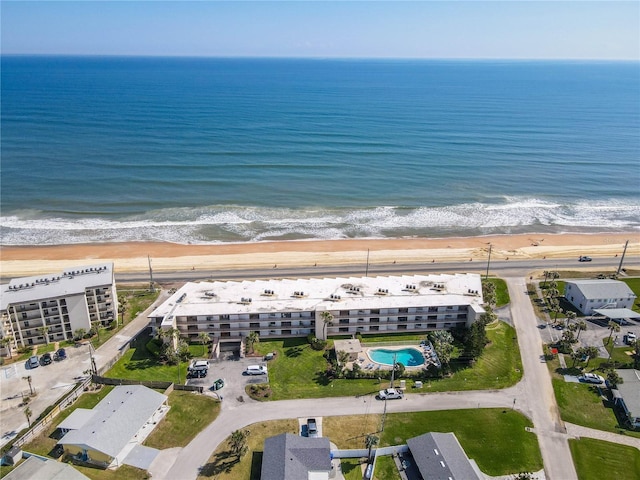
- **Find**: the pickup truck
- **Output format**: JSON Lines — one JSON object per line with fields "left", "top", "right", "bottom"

{"left": 377, "top": 388, "right": 404, "bottom": 400}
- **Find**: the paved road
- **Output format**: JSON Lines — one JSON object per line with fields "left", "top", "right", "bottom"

{"left": 506, "top": 277, "right": 578, "bottom": 480}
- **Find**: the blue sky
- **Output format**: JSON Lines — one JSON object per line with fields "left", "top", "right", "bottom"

{"left": 2, "top": 1, "right": 638, "bottom": 59}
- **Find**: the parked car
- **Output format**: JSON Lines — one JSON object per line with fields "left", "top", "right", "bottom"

{"left": 624, "top": 332, "right": 637, "bottom": 345}
{"left": 211, "top": 378, "right": 225, "bottom": 391}
{"left": 245, "top": 365, "right": 268, "bottom": 375}
{"left": 307, "top": 418, "right": 318, "bottom": 438}
{"left": 28, "top": 355, "right": 39, "bottom": 369}
{"left": 54, "top": 348, "right": 67, "bottom": 361}
{"left": 578, "top": 256, "right": 592, "bottom": 262}
{"left": 377, "top": 388, "right": 404, "bottom": 400}
{"left": 41, "top": 352, "right": 53, "bottom": 365}
{"left": 579, "top": 373, "right": 605, "bottom": 384}
{"left": 187, "top": 360, "right": 209, "bottom": 378}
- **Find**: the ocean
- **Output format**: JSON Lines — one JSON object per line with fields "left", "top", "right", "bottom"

{"left": 1, "top": 56, "right": 639, "bottom": 246}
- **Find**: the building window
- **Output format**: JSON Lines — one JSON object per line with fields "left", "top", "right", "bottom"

{"left": 339, "top": 319, "right": 349, "bottom": 325}
{"left": 339, "top": 327, "right": 349, "bottom": 333}
{"left": 398, "top": 317, "right": 408, "bottom": 322}
{"left": 370, "top": 318, "right": 379, "bottom": 323}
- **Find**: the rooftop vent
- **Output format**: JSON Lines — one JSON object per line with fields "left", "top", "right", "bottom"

{"left": 329, "top": 294, "right": 342, "bottom": 301}
{"left": 292, "top": 291, "right": 305, "bottom": 298}
{"left": 240, "top": 297, "right": 252, "bottom": 304}
{"left": 204, "top": 291, "right": 216, "bottom": 298}
{"left": 403, "top": 284, "right": 418, "bottom": 292}
{"left": 262, "top": 289, "right": 275, "bottom": 296}
{"left": 375, "top": 288, "right": 389, "bottom": 295}
{"left": 346, "top": 286, "right": 361, "bottom": 294}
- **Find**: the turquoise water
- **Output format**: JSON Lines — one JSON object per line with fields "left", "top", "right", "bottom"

{"left": 2, "top": 57, "right": 639, "bottom": 245}
{"left": 369, "top": 347, "right": 425, "bottom": 367}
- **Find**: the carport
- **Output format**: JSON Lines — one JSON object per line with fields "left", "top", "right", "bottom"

{"left": 593, "top": 308, "right": 640, "bottom": 325}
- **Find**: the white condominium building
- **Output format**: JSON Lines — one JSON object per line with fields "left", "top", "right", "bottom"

{"left": 0, "top": 264, "right": 117, "bottom": 354}
{"left": 149, "top": 274, "right": 485, "bottom": 345}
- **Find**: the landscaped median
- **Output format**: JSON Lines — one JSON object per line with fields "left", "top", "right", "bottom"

{"left": 196, "top": 408, "right": 542, "bottom": 480}
{"left": 249, "top": 321, "right": 522, "bottom": 400}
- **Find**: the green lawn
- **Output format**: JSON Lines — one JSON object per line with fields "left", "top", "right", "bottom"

{"left": 621, "top": 278, "right": 640, "bottom": 314}
{"left": 569, "top": 437, "right": 640, "bottom": 480}
{"left": 144, "top": 390, "right": 221, "bottom": 449}
{"left": 105, "top": 333, "right": 189, "bottom": 384}
{"left": 253, "top": 321, "right": 522, "bottom": 400}
{"left": 373, "top": 455, "right": 401, "bottom": 480}
{"left": 198, "top": 409, "right": 541, "bottom": 480}
{"left": 548, "top": 357, "right": 640, "bottom": 438}
{"left": 341, "top": 459, "right": 366, "bottom": 480}
{"left": 486, "top": 277, "right": 510, "bottom": 307}
{"left": 378, "top": 409, "right": 542, "bottom": 476}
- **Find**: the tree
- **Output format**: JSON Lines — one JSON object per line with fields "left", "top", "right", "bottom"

{"left": 118, "top": 295, "right": 128, "bottom": 326}
{"left": 22, "top": 375, "right": 34, "bottom": 396}
{"left": 481, "top": 280, "right": 497, "bottom": 307}
{"left": 570, "top": 350, "right": 583, "bottom": 368}
{"left": 582, "top": 346, "right": 600, "bottom": 368}
{"left": 337, "top": 350, "right": 350, "bottom": 366}
{"left": 606, "top": 321, "right": 621, "bottom": 345}
{"left": 38, "top": 325, "right": 50, "bottom": 345}
{"left": 630, "top": 339, "right": 640, "bottom": 369}
{"left": 24, "top": 406, "right": 33, "bottom": 428}
{"left": 0, "top": 336, "right": 13, "bottom": 359}
{"left": 246, "top": 331, "right": 259, "bottom": 354}
{"left": 428, "top": 330, "right": 454, "bottom": 370}
{"left": 198, "top": 332, "right": 210, "bottom": 356}
{"left": 565, "top": 310, "right": 577, "bottom": 328}
{"left": 365, "top": 434, "right": 379, "bottom": 461}
{"left": 575, "top": 320, "right": 587, "bottom": 340}
{"left": 606, "top": 369, "right": 623, "bottom": 388}
{"left": 74, "top": 328, "right": 86, "bottom": 341}
{"left": 229, "top": 429, "right": 249, "bottom": 458}
{"left": 320, "top": 311, "right": 334, "bottom": 340}
{"left": 465, "top": 321, "right": 488, "bottom": 359}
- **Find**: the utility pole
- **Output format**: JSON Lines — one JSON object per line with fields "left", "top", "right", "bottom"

{"left": 485, "top": 243, "right": 492, "bottom": 280}
{"left": 365, "top": 249, "right": 370, "bottom": 277}
{"left": 616, "top": 240, "right": 629, "bottom": 276}
{"left": 148, "top": 255, "right": 155, "bottom": 292}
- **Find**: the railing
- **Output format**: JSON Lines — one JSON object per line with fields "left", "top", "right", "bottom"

{"left": 360, "top": 339, "right": 422, "bottom": 347}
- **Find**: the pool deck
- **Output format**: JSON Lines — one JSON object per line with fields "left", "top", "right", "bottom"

{"left": 351, "top": 343, "right": 441, "bottom": 371}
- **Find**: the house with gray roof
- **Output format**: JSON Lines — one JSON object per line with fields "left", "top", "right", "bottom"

{"left": 261, "top": 433, "right": 332, "bottom": 480}
{"left": 406, "top": 432, "right": 483, "bottom": 480}
{"left": 3, "top": 455, "right": 90, "bottom": 480}
{"left": 57, "top": 385, "right": 168, "bottom": 468}
{"left": 564, "top": 280, "right": 636, "bottom": 316}
{"left": 612, "top": 369, "right": 640, "bottom": 429}
{"left": 1, "top": 263, "right": 117, "bottom": 354}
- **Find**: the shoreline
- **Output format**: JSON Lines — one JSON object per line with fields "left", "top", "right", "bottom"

{"left": 1, "top": 232, "right": 638, "bottom": 277}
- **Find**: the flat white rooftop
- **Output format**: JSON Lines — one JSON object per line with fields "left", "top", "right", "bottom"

{"left": 149, "top": 273, "right": 484, "bottom": 319}
{"left": 1, "top": 263, "right": 114, "bottom": 310}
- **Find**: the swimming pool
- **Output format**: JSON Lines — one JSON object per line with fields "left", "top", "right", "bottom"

{"left": 369, "top": 347, "right": 424, "bottom": 367}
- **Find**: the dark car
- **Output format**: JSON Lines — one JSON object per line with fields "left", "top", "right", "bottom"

{"left": 54, "top": 348, "right": 67, "bottom": 361}
{"left": 41, "top": 352, "right": 52, "bottom": 365}
{"left": 307, "top": 418, "right": 318, "bottom": 438}
{"left": 578, "top": 256, "right": 592, "bottom": 262}
{"left": 212, "top": 378, "right": 225, "bottom": 391}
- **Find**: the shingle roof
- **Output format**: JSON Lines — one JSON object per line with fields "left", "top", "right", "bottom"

{"left": 3, "top": 455, "right": 90, "bottom": 480}
{"left": 261, "top": 433, "right": 331, "bottom": 480}
{"left": 615, "top": 369, "right": 640, "bottom": 418}
{"left": 58, "top": 385, "right": 167, "bottom": 459}
{"left": 406, "top": 432, "right": 482, "bottom": 480}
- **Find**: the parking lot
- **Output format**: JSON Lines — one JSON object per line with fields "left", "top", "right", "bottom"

{"left": 185, "top": 353, "right": 270, "bottom": 404}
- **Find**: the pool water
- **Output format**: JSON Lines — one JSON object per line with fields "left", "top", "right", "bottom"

{"left": 369, "top": 348, "right": 424, "bottom": 367}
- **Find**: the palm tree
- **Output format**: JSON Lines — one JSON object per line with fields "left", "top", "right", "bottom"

{"left": 230, "top": 429, "right": 249, "bottom": 458}
{"left": 565, "top": 310, "right": 577, "bottom": 328}
{"left": 38, "top": 325, "right": 50, "bottom": 345}
{"left": 606, "top": 369, "right": 623, "bottom": 388}
{"left": 246, "top": 331, "right": 259, "bottom": 354}
{"left": 118, "top": 296, "right": 128, "bottom": 326}
{"left": 575, "top": 320, "right": 587, "bottom": 340}
{"left": 321, "top": 311, "right": 334, "bottom": 340}
{"left": 583, "top": 346, "right": 600, "bottom": 368}
{"left": 606, "top": 321, "right": 621, "bottom": 347}
{"left": 22, "top": 375, "right": 34, "bottom": 396}
{"left": 24, "top": 406, "right": 33, "bottom": 428}
{"left": 198, "top": 332, "right": 210, "bottom": 356}
{"left": 0, "top": 336, "right": 13, "bottom": 359}
{"left": 365, "top": 434, "right": 379, "bottom": 461}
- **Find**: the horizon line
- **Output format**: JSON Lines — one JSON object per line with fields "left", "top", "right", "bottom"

{"left": 2, "top": 53, "right": 639, "bottom": 62}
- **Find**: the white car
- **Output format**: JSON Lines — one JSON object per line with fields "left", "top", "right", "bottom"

{"left": 377, "top": 388, "right": 404, "bottom": 400}
{"left": 624, "top": 332, "right": 637, "bottom": 345}
{"left": 579, "top": 373, "right": 604, "bottom": 384}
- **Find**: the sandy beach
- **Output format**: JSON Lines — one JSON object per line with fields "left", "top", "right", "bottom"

{"left": 1, "top": 233, "right": 638, "bottom": 278}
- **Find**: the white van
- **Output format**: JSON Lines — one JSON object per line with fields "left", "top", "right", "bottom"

{"left": 245, "top": 365, "right": 267, "bottom": 375}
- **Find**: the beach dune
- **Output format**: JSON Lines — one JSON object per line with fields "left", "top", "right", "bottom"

{"left": 1, "top": 233, "right": 637, "bottom": 278}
